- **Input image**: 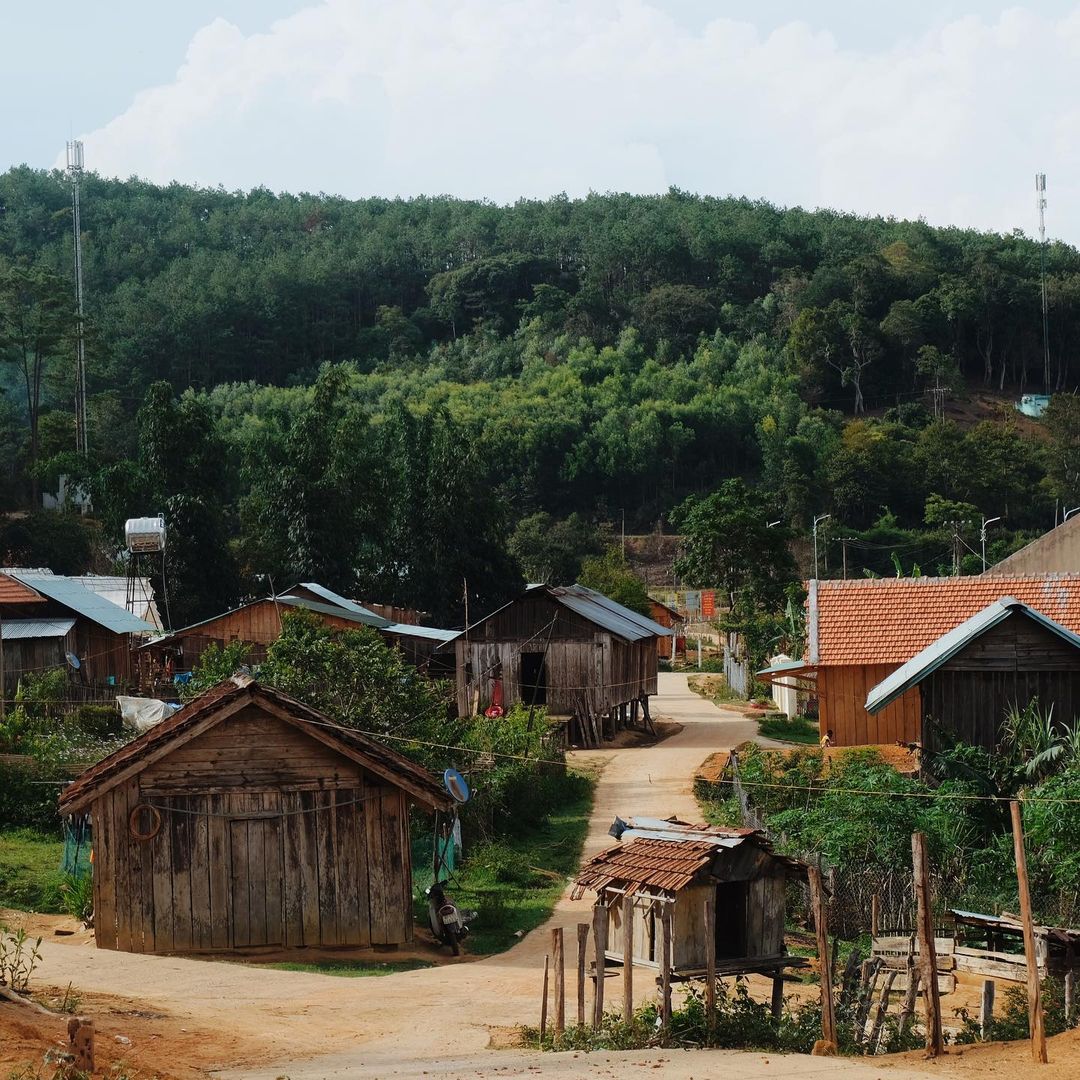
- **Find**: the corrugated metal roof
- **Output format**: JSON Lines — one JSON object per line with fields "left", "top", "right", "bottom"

{"left": 275, "top": 595, "right": 390, "bottom": 628}
{"left": 536, "top": 584, "right": 672, "bottom": 643}
{"left": 0, "top": 618, "right": 75, "bottom": 641}
{"left": 69, "top": 575, "right": 162, "bottom": 630}
{"left": 865, "top": 597, "right": 1080, "bottom": 714}
{"left": 291, "top": 583, "right": 383, "bottom": 620}
{"left": 381, "top": 622, "right": 457, "bottom": 643}
{"left": 5, "top": 570, "right": 156, "bottom": 634}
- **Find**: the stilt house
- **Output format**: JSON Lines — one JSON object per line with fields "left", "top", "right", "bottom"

{"left": 444, "top": 584, "right": 671, "bottom": 744}
{"left": 58, "top": 676, "right": 450, "bottom": 954}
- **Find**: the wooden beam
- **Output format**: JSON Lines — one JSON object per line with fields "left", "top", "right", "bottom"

{"left": 552, "top": 927, "right": 565, "bottom": 1036}
{"left": 592, "top": 903, "right": 607, "bottom": 1029}
{"left": 704, "top": 891, "right": 716, "bottom": 1037}
{"left": 1011, "top": 800, "right": 1049, "bottom": 1065}
{"left": 660, "top": 904, "right": 672, "bottom": 1030}
{"left": 576, "top": 923, "right": 589, "bottom": 1028}
{"left": 622, "top": 895, "right": 635, "bottom": 1022}
{"left": 540, "top": 954, "right": 549, "bottom": 1039}
{"left": 912, "top": 831, "right": 944, "bottom": 1057}
{"left": 807, "top": 865, "right": 837, "bottom": 1051}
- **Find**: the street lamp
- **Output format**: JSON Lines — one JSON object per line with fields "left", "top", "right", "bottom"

{"left": 812, "top": 514, "right": 829, "bottom": 583}
{"left": 1065, "top": 506, "right": 1080, "bottom": 524}
{"left": 980, "top": 516, "right": 1001, "bottom": 572}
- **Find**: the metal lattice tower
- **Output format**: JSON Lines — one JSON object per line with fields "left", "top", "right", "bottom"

{"left": 67, "top": 140, "right": 88, "bottom": 455}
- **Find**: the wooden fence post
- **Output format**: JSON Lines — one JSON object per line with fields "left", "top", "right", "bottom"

{"left": 540, "top": 955, "right": 549, "bottom": 1038}
{"left": 867, "top": 969, "right": 897, "bottom": 1053}
{"left": 704, "top": 891, "right": 717, "bottom": 1036}
{"left": 1011, "top": 800, "right": 1048, "bottom": 1065}
{"left": 68, "top": 1018, "right": 94, "bottom": 1073}
{"left": 576, "top": 923, "right": 589, "bottom": 1028}
{"left": 807, "top": 865, "right": 837, "bottom": 1052}
{"left": 552, "top": 927, "right": 565, "bottom": 1036}
{"left": 660, "top": 904, "right": 673, "bottom": 1031}
{"left": 622, "top": 894, "right": 635, "bottom": 1022}
{"left": 871, "top": 893, "right": 880, "bottom": 938}
{"left": 593, "top": 903, "right": 607, "bottom": 1028}
{"left": 912, "top": 831, "right": 943, "bottom": 1057}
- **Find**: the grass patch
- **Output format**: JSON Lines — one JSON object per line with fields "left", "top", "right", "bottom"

{"left": 757, "top": 714, "right": 819, "bottom": 745}
{"left": 261, "top": 958, "right": 432, "bottom": 977}
{"left": 686, "top": 674, "right": 741, "bottom": 704}
{"left": 0, "top": 828, "right": 64, "bottom": 912}
{"left": 445, "top": 764, "right": 596, "bottom": 956}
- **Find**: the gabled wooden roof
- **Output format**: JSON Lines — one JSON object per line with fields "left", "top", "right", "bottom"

{"left": 59, "top": 676, "right": 451, "bottom": 814}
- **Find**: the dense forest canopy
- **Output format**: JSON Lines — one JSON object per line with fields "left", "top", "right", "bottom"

{"left": 2, "top": 166, "right": 1080, "bottom": 626}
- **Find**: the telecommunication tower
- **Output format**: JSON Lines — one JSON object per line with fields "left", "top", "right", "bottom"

{"left": 1037, "top": 173, "right": 1051, "bottom": 393}
{"left": 67, "top": 140, "right": 88, "bottom": 455}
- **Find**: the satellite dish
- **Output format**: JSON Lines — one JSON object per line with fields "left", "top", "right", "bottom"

{"left": 65, "top": 652, "right": 81, "bottom": 671}
{"left": 443, "top": 768, "right": 470, "bottom": 804}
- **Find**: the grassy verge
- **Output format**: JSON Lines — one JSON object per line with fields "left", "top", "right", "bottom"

{"left": 686, "top": 673, "right": 741, "bottom": 704}
{"left": 757, "top": 714, "right": 819, "bottom": 745}
{"left": 0, "top": 829, "right": 64, "bottom": 913}
{"left": 443, "top": 764, "right": 597, "bottom": 955}
{"left": 261, "top": 958, "right": 432, "bottom": 977}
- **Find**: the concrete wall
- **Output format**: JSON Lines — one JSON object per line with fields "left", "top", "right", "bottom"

{"left": 990, "top": 517, "right": 1080, "bottom": 575}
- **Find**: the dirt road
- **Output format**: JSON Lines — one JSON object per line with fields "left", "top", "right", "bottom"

{"left": 23, "top": 674, "right": 937, "bottom": 1079}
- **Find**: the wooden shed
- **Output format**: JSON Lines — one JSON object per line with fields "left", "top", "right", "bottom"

{"left": 649, "top": 598, "right": 685, "bottom": 661}
{"left": 865, "top": 596, "right": 1080, "bottom": 753}
{"left": 572, "top": 817, "right": 808, "bottom": 981}
{"left": 445, "top": 584, "right": 671, "bottom": 744}
{"left": 58, "top": 676, "right": 450, "bottom": 954}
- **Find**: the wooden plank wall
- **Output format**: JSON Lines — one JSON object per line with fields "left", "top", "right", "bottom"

{"left": 818, "top": 665, "right": 921, "bottom": 747}
{"left": 0, "top": 630, "right": 74, "bottom": 695}
{"left": 91, "top": 706, "right": 414, "bottom": 953}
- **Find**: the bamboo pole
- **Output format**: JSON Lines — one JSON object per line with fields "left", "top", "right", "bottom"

{"left": 622, "top": 895, "right": 635, "bottom": 1023}
{"left": 576, "top": 922, "right": 589, "bottom": 1028}
{"left": 1011, "top": 800, "right": 1048, "bottom": 1065}
{"left": 807, "top": 865, "right": 837, "bottom": 1051}
{"left": 540, "top": 955, "right": 549, "bottom": 1038}
{"left": 704, "top": 892, "right": 717, "bottom": 1036}
{"left": 552, "top": 927, "right": 565, "bottom": 1036}
{"left": 593, "top": 903, "right": 607, "bottom": 1029}
{"left": 912, "top": 831, "right": 943, "bottom": 1057}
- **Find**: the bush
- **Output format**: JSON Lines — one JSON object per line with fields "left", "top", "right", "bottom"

{"left": 953, "top": 977, "right": 1078, "bottom": 1043}
{"left": 0, "top": 761, "right": 66, "bottom": 833}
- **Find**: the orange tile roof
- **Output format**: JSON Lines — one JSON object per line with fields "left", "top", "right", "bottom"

{"left": 812, "top": 574, "right": 1080, "bottom": 666}
{"left": 0, "top": 572, "right": 45, "bottom": 605}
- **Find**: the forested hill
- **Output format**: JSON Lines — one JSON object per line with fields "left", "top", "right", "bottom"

{"left": 2, "top": 166, "right": 1080, "bottom": 628}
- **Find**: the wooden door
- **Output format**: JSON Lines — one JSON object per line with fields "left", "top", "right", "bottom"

{"left": 229, "top": 811, "right": 285, "bottom": 947}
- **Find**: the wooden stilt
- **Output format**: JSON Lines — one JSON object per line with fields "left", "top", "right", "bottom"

{"left": 593, "top": 903, "right": 607, "bottom": 1029}
{"left": 660, "top": 904, "right": 672, "bottom": 1030}
{"left": 980, "top": 979, "right": 996, "bottom": 1038}
{"left": 912, "top": 831, "right": 944, "bottom": 1057}
{"left": 704, "top": 892, "right": 717, "bottom": 1036}
{"left": 540, "top": 955, "right": 549, "bottom": 1038}
{"left": 1011, "top": 800, "right": 1048, "bottom": 1065}
{"left": 622, "top": 895, "right": 635, "bottom": 1022}
{"left": 808, "top": 865, "right": 837, "bottom": 1052}
{"left": 576, "top": 922, "right": 589, "bottom": 1028}
{"left": 771, "top": 975, "right": 785, "bottom": 1020}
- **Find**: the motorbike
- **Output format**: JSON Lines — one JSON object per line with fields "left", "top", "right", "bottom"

{"left": 426, "top": 879, "right": 472, "bottom": 955}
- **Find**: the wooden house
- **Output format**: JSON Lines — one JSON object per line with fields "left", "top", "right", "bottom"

{"left": 572, "top": 817, "right": 808, "bottom": 982}
{"left": 444, "top": 584, "right": 671, "bottom": 744}
{"left": 649, "top": 598, "right": 685, "bottom": 660}
{"left": 139, "top": 583, "right": 455, "bottom": 686}
{"left": 865, "top": 597, "right": 1080, "bottom": 753}
{"left": 1, "top": 569, "right": 157, "bottom": 694}
{"left": 759, "top": 575, "right": 1080, "bottom": 748}
{"left": 58, "top": 676, "right": 450, "bottom": 954}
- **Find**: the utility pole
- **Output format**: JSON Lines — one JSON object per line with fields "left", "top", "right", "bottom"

{"left": 812, "top": 514, "right": 830, "bottom": 580}
{"left": 947, "top": 520, "right": 970, "bottom": 576}
{"left": 620, "top": 509, "right": 625, "bottom": 558}
{"left": 1037, "top": 173, "right": 1051, "bottom": 394}
{"left": 980, "top": 516, "right": 1001, "bottom": 573}
{"left": 839, "top": 537, "right": 857, "bottom": 580}
{"left": 67, "top": 140, "right": 88, "bottom": 455}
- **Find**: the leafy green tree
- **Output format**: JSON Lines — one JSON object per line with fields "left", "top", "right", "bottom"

{"left": 578, "top": 546, "right": 651, "bottom": 616}
{"left": 509, "top": 512, "right": 605, "bottom": 584}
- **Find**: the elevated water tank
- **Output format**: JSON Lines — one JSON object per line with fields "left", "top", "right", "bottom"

{"left": 125, "top": 515, "right": 167, "bottom": 554}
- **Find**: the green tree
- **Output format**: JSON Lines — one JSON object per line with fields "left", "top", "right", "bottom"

{"left": 509, "top": 512, "right": 605, "bottom": 584}
{"left": 577, "top": 546, "right": 651, "bottom": 616}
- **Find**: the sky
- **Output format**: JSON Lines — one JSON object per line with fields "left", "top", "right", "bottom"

{"left": 5, "top": 1, "right": 1080, "bottom": 242}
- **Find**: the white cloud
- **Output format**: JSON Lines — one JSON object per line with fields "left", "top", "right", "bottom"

{"left": 63, "top": 1, "right": 1080, "bottom": 241}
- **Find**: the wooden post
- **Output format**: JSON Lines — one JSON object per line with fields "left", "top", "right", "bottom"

{"left": 871, "top": 893, "right": 881, "bottom": 939}
{"left": 1066, "top": 969, "right": 1075, "bottom": 1025}
{"left": 622, "top": 894, "right": 635, "bottom": 1022}
{"left": 540, "top": 955, "right": 549, "bottom": 1038}
{"left": 576, "top": 923, "right": 589, "bottom": 1028}
{"left": 980, "top": 979, "right": 996, "bottom": 1038}
{"left": 552, "top": 927, "right": 565, "bottom": 1036}
{"left": 807, "top": 865, "right": 837, "bottom": 1051}
{"left": 704, "top": 892, "right": 717, "bottom": 1035}
{"left": 912, "top": 831, "right": 944, "bottom": 1057}
{"left": 853, "top": 958, "right": 882, "bottom": 1045}
{"left": 898, "top": 958, "right": 920, "bottom": 1039}
{"left": 1011, "top": 800, "right": 1048, "bottom": 1065}
{"left": 867, "top": 969, "right": 897, "bottom": 1053}
{"left": 593, "top": 903, "right": 607, "bottom": 1028}
{"left": 660, "top": 903, "right": 673, "bottom": 1030}
{"left": 67, "top": 1017, "right": 94, "bottom": 1073}
{"left": 771, "top": 975, "right": 785, "bottom": 1020}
